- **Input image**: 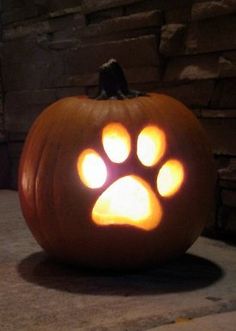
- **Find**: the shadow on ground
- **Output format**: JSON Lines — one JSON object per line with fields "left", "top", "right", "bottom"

{"left": 18, "top": 252, "right": 224, "bottom": 296}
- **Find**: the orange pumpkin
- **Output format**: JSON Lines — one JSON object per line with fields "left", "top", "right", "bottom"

{"left": 19, "top": 60, "right": 216, "bottom": 269}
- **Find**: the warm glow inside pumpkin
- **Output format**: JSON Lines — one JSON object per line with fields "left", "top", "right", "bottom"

{"left": 77, "top": 122, "right": 184, "bottom": 231}
{"left": 137, "top": 125, "right": 166, "bottom": 167}
{"left": 77, "top": 149, "right": 107, "bottom": 189}
{"left": 92, "top": 175, "right": 162, "bottom": 230}
{"left": 157, "top": 160, "right": 184, "bottom": 197}
{"left": 102, "top": 123, "right": 131, "bottom": 163}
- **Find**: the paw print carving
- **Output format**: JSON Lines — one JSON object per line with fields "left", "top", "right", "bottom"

{"left": 77, "top": 123, "right": 184, "bottom": 231}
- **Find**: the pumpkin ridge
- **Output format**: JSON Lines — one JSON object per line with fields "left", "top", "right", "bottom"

{"left": 33, "top": 128, "right": 55, "bottom": 253}
{"left": 51, "top": 116, "right": 73, "bottom": 253}
{"left": 34, "top": 104, "right": 79, "bottom": 253}
{"left": 19, "top": 123, "right": 48, "bottom": 250}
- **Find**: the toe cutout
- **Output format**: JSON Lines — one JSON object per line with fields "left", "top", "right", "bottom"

{"left": 92, "top": 175, "right": 162, "bottom": 231}
{"left": 157, "top": 159, "right": 184, "bottom": 197}
{"left": 137, "top": 125, "right": 166, "bottom": 167}
{"left": 102, "top": 123, "right": 131, "bottom": 163}
{"left": 77, "top": 149, "right": 107, "bottom": 189}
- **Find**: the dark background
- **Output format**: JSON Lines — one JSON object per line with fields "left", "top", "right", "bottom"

{"left": 0, "top": 0, "right": 235, "bottom": 237}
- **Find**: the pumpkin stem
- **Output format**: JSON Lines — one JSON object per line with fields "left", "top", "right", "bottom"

{"left": 95, "top": 59, "right": 145, "bottom": 100}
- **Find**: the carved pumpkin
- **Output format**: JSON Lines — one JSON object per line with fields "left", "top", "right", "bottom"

{"left": 19, "top": 60, "right": 216, "bottom": 269}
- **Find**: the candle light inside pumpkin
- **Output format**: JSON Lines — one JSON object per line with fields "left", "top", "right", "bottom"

{"left": 77, "top": 149, "right": 107, "bottom": 189}
{"left": 102, "top": 123, "right": 131, "bottom": 163}
{"left": 157, "top": 159, "right": 184, "bottom": 197}
{"left": 92, "top": 175, "right": 162, "bottom": 230}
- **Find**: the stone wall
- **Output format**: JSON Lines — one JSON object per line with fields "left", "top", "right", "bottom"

{"left": 0, "top": 0, "right": 236, "bottom": 236}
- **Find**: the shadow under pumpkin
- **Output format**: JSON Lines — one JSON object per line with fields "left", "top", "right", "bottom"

{"left": 18, "top": 251, "right": 223, "bottom": 295}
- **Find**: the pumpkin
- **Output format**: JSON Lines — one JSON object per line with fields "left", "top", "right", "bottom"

{"left": 19, "top": 59, "right": 216, "bottom": 269}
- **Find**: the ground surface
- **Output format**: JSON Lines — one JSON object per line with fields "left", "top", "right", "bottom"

{"left": 0, "top": 190, "right": 236, "bottom": 331}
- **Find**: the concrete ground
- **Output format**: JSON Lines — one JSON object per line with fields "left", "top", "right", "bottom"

{"left": 0, "top": 190, "right": 236, "bottom": 331}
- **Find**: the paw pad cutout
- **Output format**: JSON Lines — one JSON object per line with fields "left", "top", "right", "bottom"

{"left": 77, "top": 123, "right": 184, "bottom": 231}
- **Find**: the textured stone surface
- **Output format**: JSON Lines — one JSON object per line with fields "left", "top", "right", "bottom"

{"left": 222, "top": 189, "right": 236, "bottom": 207}
{"left": 160, "top": 24, "right": 187, "bottom": 56}
{"left": 3, "top": 13, "right": 85, "bottom": 41}
{"left": 164, "top": 52, "right": 236, "bottom": 82}
{"left": 219, "top": 158, "right": 236, "bottom": 182}
{"left": 64, "top": 35, "right": 160, "bottom": 74}
{"left": 222, "top": 207, "right": 236, "bottom": 234}
{"left": 186, "top": 15, "right": 236, "bottom": 54}
{"left": 2, "top": 44, "right": 64, "bottom": 91}
{"left": 5, "top": 90, "right": 58, "bottom": 134}
{"left": 126, "top": 0, "right": 193, "bottom": 14}
{"left": 0, "top": 145, "right": 9, "bottom": 188}
{"left": 0, "top": 190, "right": 236, "bottom": 330}
{"left": 164, "top": 54, "right": 220, "bottom": 81}
{"left": 148, "top": 311, "right": 236, "bottom": 331}
{"left": 5, "top": 88, "right": 83, "bottom": 135}
{"left": 82, "top": 10, "right": 162, "bottom": 40}
{"left": 81, "top": 0, "right": 142, "bottom": 14}
{"left": 211, "top": 78, "right": 236, "bottom": 108}
{"left": 2, "top": 35, "right": 160, "bottom": 92}
{"left": 1, "top": 0, "right": 82, "bottom": 24}
{"left": 192, "top": 0, "right": 236, "bottom": 21}
{"left": 158, "top": 80, "right": 215, "bottom": 107}
{"left": 165, "top": 6, "right": 192, "bottom": 23}
{"left": 219, "top": 51, "right": 236, "bottom": 77}
{"left": 200, "top": 118, "right": 236, "bottom": 155}
{"left": 201, "top": 109, "right": 236, "bottom": 118}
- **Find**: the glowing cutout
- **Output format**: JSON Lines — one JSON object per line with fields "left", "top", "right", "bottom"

{"left": 157, "top": 159, "right": 184, "bottom": 197}
{"left": 102, "top": 123, "right": 131, "bottom": 163}
{"left": 77, "top": 149, "right": 107, "bottom": 189}
{"left": 137, "top": 125, "right": 166, "bottom": 167}
{"left": 92, "top": 175, "right": 162, "bottom": 231}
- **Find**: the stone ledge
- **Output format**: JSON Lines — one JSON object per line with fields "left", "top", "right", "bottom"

{"left": 81, "top": 0, "right": 144, "bottom": 14}
{"left": 126, "top": 1, "right": 192, "bottom": 18}
{"left": 164, "top": 51, "right": 236, "bottom": 82}
{"left": 3, "top": 13, "right": 85, "bottom": 41}
{"left": 164, "top": 54, "right": 220, "bottom": 82}
{"left": 192, "top": 0, "right": 236, "bottom": 21}
{"left": 83, "top": 10, "right": 162, "bottom": 39}
{"left": 1, "top": 2, "right": 83, "bottom": 25}
{"left": 219, "top": 158, "right": 236, "bottom": 182}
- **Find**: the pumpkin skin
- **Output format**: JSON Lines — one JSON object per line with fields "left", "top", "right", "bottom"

{"left": 19, "top": 93, "right": 216, "bottom": 269}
